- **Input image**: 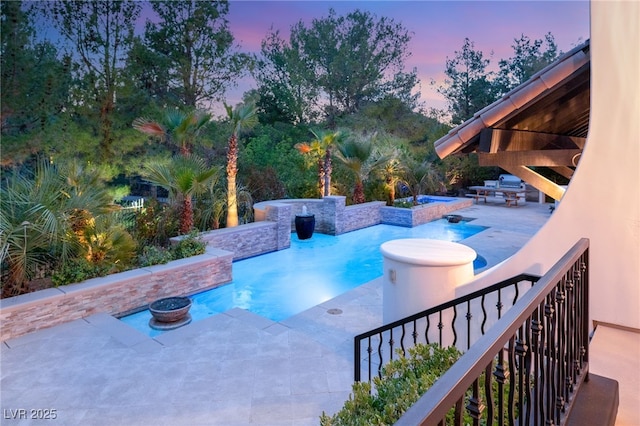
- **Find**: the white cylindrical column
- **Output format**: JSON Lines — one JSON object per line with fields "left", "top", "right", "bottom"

{"left": 381, "top": 239, "right": 476, "bottom": 325}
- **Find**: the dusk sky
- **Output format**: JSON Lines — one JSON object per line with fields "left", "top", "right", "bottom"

{"left": 222, "top": 0, "right": 590, "bottom": 112}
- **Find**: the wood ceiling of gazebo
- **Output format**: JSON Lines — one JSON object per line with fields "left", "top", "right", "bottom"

{"left": 433, "top": 40, "right": 591, "bottom": 200}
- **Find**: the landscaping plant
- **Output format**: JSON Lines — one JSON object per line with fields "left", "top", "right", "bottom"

{"left": 320, "top": 344, "right": 462, "bottom": 425}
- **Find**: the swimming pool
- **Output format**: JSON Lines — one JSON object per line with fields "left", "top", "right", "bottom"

{"left": 121, "top": 219, "right": 487, "bottom": 336}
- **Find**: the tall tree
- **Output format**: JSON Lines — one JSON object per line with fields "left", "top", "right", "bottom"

{"left": 224, "top": 102, "right": 258, "bottom": 228}
{"left": 438, "top": 38, "right": 497, "bottom": 124}
{"left": 260, "top": 9, "right": 419, "bottom": 125}
{"left": 144, "top": 0, "right": 252, "bottom": 108}
{"left": 495, "top": 33, "right": 560, "bottom": 94}
{"left": 1, "top": 2, "right": 71, "bottom": 138}
{"left": 45, "top": 0, "right": 141, "bottom": 160}
{"left": 255, "top": 29, "right": 319, "bottom": 124}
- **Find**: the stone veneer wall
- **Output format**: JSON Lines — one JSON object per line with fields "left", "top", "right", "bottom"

{"left": 254, "top": 196, "right": 471, "bottom": 232}
{"left": 380, "top": 198, "right": 473, "bottom": 227}
{"left": 0, "top": 247, "right": 233, "bottom": 342}
{"left": 254, "top": 196, "right": 386, "bottom": 235}
{"left": 342, "top": 201, "right": 386, "bottom": 233}
{"left": 196, "top": 203, "right": 291, "bottom": 260}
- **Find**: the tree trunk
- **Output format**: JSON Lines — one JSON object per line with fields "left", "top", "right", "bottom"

{"left": 317, "top": 158, "right": 325, "bottom": 198}
{"left": 226, "top": 134, "right": 239, "bottom": 227}
{"left": 180, "top": 196, "right": 194, "bottom": 234}
{"left": 99, "top": 94, "right": 114, "bottom": 160}
{"left": 323, "top": 148, "right": 332, "bottom": 197}
{"left": 353, "top": 180, "right": 366, "bottom": 204}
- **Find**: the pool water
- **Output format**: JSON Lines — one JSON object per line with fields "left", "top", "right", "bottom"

{"left": 121, "top": 220, "right": 487, "bottom": 336}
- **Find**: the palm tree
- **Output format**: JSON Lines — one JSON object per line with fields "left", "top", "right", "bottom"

{"left": 133, "top": 109, "right": 211, "bottom": 156}
{"left": 295, "top": 129, "right": 342, "bottom": 197}
{"left": 379, "top": 157, "right": 403, "bottom": 206}
{"left": 143, "top": 155, "right": 221, "bottom": 234}
{"left": 399, "top": 158, "right": 443, "bottom": 206}
{"left": 0, "top": 160, "right": 119, "bottom": 295}
{"left": 224, "top": 102, "right": 258, "bottom": 228}
{"left": 335, "top": 135, "right": 386, "bottom": 204}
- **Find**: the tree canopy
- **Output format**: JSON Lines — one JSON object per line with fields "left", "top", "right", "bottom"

{"left": 437, "top": 35, "right": 561, "bottom": 125}
{"left": 143, "top": 0, "right": 252, "bottom": 108}
{"left": 256, "top": 9, "right": 420, "bottom": 126}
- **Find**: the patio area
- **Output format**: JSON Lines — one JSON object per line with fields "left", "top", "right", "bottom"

{"left": 2, "top": 201, "right": 555, "bottom": 425}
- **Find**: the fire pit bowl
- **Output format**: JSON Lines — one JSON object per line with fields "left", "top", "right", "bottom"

{"left": 149, "top": 297, "right": 192, "bottom": 323}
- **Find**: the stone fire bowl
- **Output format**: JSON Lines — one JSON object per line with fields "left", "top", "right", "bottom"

{"left": 149, "top": 296, "right": 192, "bottom": 323}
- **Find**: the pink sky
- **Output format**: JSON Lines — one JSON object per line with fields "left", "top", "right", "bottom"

{"left": 224, "top": 0, "right": 590, "bottom": 112}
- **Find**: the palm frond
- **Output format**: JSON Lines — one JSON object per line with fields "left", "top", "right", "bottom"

{"left": 133, "top": 118, "right": 166, "bottom": 138}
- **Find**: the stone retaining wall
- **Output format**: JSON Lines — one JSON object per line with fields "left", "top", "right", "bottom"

{"left": 197, "top": 203, "right": 291, "bottom": 260}
{"left": 381, "top": 198, "right": 473, "bottom": 227}
{"left": 0, "top": 247, "right": 233, "bottom": 342}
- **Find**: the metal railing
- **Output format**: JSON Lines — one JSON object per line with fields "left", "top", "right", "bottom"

{"left": 396, "top": 238, "right": 590, "bottom": 425}
{"left": 355, "top": 273, "right": 541, "bottom": 383}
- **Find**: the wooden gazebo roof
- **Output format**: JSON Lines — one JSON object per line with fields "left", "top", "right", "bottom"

{"left": 433, "top": 40, "right": 591, "bottom": 200}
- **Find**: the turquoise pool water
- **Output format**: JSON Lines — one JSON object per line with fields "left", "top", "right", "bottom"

{"left": 121, "top": 219, "right": 487, "bottom": 336}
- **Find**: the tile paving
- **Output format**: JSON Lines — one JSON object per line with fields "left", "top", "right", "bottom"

{"left": 0, "top": 199, "right": 552, "bottom": 425}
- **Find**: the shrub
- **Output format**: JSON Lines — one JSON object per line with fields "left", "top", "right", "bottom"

{"left": 171, "top": 232, "right": 206, "bottom": 259}
{"left": 320, "top": 344, "right": 462, "bottom": 425}
{"left": 137, "top": 246, "right": 174, "bottom": 267}
{"left": 51, "top": 259, "right": 108, "bottom": 287}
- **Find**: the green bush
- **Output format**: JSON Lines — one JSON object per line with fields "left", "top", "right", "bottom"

{"left": 51, "top": 259, "right": 108, "bottom": 287}
{"left": 321, "top": 344, "right": 462, "bottom": 425}
{"left": 137, "top": 246, "right": 174, "bottom": 267}
{"left": 171, "top": 232, "right": 206, "bottom": 259}
{"left": 51, "top": 232, "right": 206, "bottom": 285}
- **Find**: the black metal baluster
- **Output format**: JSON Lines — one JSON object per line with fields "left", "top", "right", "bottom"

{"left": 466, "top": 300, "right": 473, "bottom": 350}
{"left": 523, "top": 318, "right": 533, "bottom": 426}
{"left": 497, "top": 289, "right": 503, "bottom": 319}
{"left": 377, "top": 332, "right": 384, "bottom": 378}
{"left": 484, "top": 361, "right": 495, "bottom": 426}
{"left": 512, "top": 281, "right": 520, "bottom": 306}
{"left": 425, "top": 314, "right": 431, "bottom": 345}
{"left": 466, "top": 377, "right": 484, "bottom": 426}
{"left": 412, "top": 320, "right": 418, "bottom": 346}
{"left": 515, "top": 326, "right": 528, "bottom": 426}
{"left": 452, "top": 305, "right": 458, "bottom": 347}
{"left": 438, "top": 311, "right": 444, "bottom": 346}
{"left": 507, "top": 336, "right": 517, "bottom": 424}
{"left": 537, "top": 301, "right": 547, "bottom": 424}
{"left": 545, "top": 292, "right": 557, "bottom": 425}
{"left": 454, "top": 396, "right": 464, "bottom": 426}
{"left": 388, "top": 328, "right": 395, "bottom": 362}
{"left": 366, "top": 337, "right": 373, "bottom": 383}
{"left": 481, "top": 294, "right": 488, "bottom": 335}
{"left": 566, "top": 274, "right": 576, "bottom": 394}
{"left": 494, "top": 347, "right": 506, "bottom": 426}
{"left": 581, "top": 253, "right": 589, "bottom": 373}
{"left": 400, "top": 324, "right": 406, "bottom": 357}
{"left": 556, "top": 275, "right": 567, "bottom": 415}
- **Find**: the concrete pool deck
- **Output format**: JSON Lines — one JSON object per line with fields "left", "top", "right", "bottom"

{"left": 1, "top": 200, "right": 553, "bottom": 425}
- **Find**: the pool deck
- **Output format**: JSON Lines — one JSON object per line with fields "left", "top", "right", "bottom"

{"left": 1, "top": 200, "right": 553, "bottom": 425}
